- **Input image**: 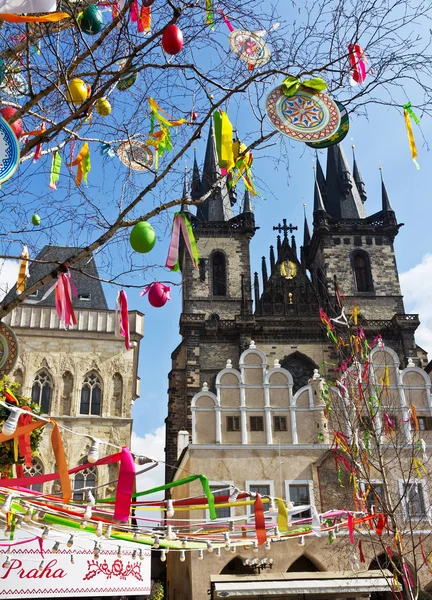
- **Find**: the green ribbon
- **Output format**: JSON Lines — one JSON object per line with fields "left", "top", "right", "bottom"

{"left": 403, "top": 102, "right": 420, "bottom": 125}
{"left": 206, "top": 0, "right": 214, "bottom": 29}
{"left": 282, "top": 75, "right": 327, "bottom": 97}
{"left": 101, "top": 473, "right": 217, "bottom": 520}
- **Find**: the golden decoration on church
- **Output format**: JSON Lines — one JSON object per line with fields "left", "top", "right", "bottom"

{"left": 280, "top": 260, "right": 297, "bottom": 279}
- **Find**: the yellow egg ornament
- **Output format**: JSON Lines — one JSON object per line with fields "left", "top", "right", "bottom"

{"left": 66, "top": 78, "right": 91, "bottom": 105}
{"left": 95, "top": 97, "right": 111, "bottom": 116}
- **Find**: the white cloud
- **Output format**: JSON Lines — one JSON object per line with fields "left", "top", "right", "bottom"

{"left": 132, "top": 424, "right": 166, "bottom": 496}
{"left": 400, "top": 254, "right": 432, "bottom": 358}
{"left": 0, "top": 259, "right": 19, "bottom": 300}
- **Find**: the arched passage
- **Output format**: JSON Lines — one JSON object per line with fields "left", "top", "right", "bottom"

{"left": 369, "top": 553, "right": 416, "bottom": 600}
{"left": 287, "top": 555, "right": 322, "bottom": 573}
{"left": 220, "top": 556, "right": 255, "bottom": 575}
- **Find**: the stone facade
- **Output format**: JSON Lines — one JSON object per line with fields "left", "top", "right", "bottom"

{"left": 4, "top": 302, "right": 143, "bottom": 498}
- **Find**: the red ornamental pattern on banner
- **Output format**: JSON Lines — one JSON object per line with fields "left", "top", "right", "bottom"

{"left": 266, "top": 86, "right": 341, "bottom": 142}
{"left": 84, "top": 559, "right": 143, "bottom": 581}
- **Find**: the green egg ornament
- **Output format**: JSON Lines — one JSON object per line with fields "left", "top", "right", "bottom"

{"left": 130, "top": 221, "right": 156, "bottom": 253}
{"left": 79, "top": 5, "right": 104, "bottom": 36}
{"left": 32, "top": 214, "right": 41, "bottom": 226}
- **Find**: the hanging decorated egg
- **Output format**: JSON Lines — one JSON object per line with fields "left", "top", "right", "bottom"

{"left": 95, "top": 97, "right": 111, "bottom": 116}
{"left": 79, "top": 5, "right": 104, "bottom": 35}
{"left": 142, "top": 0, "right": 155, "bottom": 5}
{"left": 66, "top": 78, "right": 90, "bottom": 105}
{"left": 130, "top": 221, "right": 156, "bottom": 253}
{"left": 0, "top": 107, "right": 22, "bottom": 139}
{"left": 191, "top": 111, "right": 198, "bottom": 122}
{"left": 117, "top": 72, "right": 138, "bottom": 91}
{"left": 31, "top": 213, "right": 41, "bottom": 226}
{"left": 146, "top": 282, "right": 171, "bottom": 308}
{"left": 162, "top": 25, "right": 183, "bottom": 55}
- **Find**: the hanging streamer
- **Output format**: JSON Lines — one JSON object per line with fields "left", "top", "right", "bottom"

{"left": 277, "top": 498, "right": 288, "bottom": 532}
{"left": 114, "top": 446, "right": 136, "bottom": 522}
{"left": 146, "top": 99, "right": 186, "bottom": 168}
{"left": 403, "top": 102, "right": 420, "bottom": 170}
{"left": 165, "top": 212, "right": 199, "bottom": 272}
{"left": 413, "top": 456, "right": 427, "bottom": 479}
{"left": 253, "top": 494, "right": 267, "bottom": 546}
{"left": 282, "top": 75, "right": 327, "bottom": 97}
{"left": 348, "top": 44, "right": 367, "bottom": 85}
{"left": 55, "top": 271, "right": 77, "bottom": 328}
{"left": 130, "top": 0, "right": 139, "bottom": 21}
{"left": 138, "top": 3, "right": 151, "bottom": 33}
{"left": 213, "top": 110, "right": 234, "bottom": 173}
{"left": 0, "top": 12, "right": 70, "bottom": 23}
{"left": 16, "top": 245, "right": 29, "bottom": 295}
{"left": 66, "top": 143, "right": 91, "bottom": 185}
{"left": 218, "top": 7, "right": 234, "bottom": 32}
{"left": 49, "top": 151, "right": 62, "bottom": 190}
{"left": 33, "top": 122, "right": 46, "bottom": 162}
{"left": 206, "top": 0, "right": 214, "bottom": 29}
{"left": 229, "top": 139, "right": 257, "bottom": 195}
{"left": 116, "top": 290, "right": 131, "bottom": 350}
{"left": 51, "top": 420, "right": 72, "bottom": 504}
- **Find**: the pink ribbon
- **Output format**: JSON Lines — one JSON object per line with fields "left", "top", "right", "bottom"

{"left": 116, "top": 290, "right": 130, "bottom": 350}
{"left": 114, "top": 446, "right": 136, "bottom": 522}
{"left": 347, "top": 512, "right": 355, "bottom": 544}
{"left": 55, "top": 271, "right": 77, "bottom": 327}
{"left": 218, "top": 8, "right": 234, "bottom": 32}
{"left": 130, "top": 0, "right": 138, "bottom": 21}
{"left": 165, "top": 213, "right": 198, "bottom": 271}
{"left": 348, "top": 44, "right": 366, "bottom": 84}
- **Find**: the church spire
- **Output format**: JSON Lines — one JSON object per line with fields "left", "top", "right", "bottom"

{"left": 325, "top": 144, "right": 366, "bottom": 219}
{"left": 313, "top": 169, "right": 326, "bottom": 213}
{"left": 352, "top": 145, "right": 367, "bottom": 203}
{"left": 303, "top": 204, "right": 311, "bottom": 247}
{"left": 180, "top": 168, "right": 191, "bottom": 215}
{"left": 315, "top": 153, "right": 326, "bottom": 203}
{"left": 242, "top": 188, "right": 253, "bottom": 214}
{"left": 380, "top": 168, "right": 393, "bottom": 212}
{"left": 196, "top": 123, "right": 233, "bottom": 222}
{"left": 191, "top": 148, "right": 201, "bottom": 201}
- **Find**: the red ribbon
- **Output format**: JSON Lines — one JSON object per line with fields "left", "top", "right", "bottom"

{"left": 138, "top": 3, "right": 150, "bottom": 32}
{"left": 348, "top": 44, "right": 366, "bottom": 84}
{"left": 130, "top": 0, "right": 139, "bottom": 21}
{"left": 17, "top": 408, "right": 33, "bottom": 467}
{"left": 117, "top": 290, "right": 130, "bottom": 350}
{"left": 376, "top": 513, "right": 385, "bottom": 536}
{"left": 253, "top": 494, "right": 267, "bottom": 546}
{"left": 114, "top": 446, "right": 136, "bottom": 522}
{"left": 347, "top": 512, "right": 355, "bottom": 545}
{"left": 55, "top": 271, "right": 77, "bottom": 327}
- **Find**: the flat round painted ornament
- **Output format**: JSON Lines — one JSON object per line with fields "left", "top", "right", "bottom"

{"left": 0, "top": 72, "right": 28, "bottom": 99}
{"left": 266, "top": 86, "right": 341, "bottom": 142}
{"left": 228, "top": 30, "right": 270, "bottom": 67}
{"left": 0, "top": 322, "right": 18, "bottom": 376}
{"left": 0, "top": 117, "right": 20, "bottom": 184}
{"left": 306, "top": 101, "right": 349, "bottom": 149}
{"left": 117, "top": 141, "right": 154, "bottom": 171}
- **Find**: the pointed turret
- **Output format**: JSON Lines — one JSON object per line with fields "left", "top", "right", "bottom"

{"left": 242, "top": 188, "right": 253, "bottom": 214}
{"left": 352, "top": 146, "right": 367, "bottom": 203}
{"left": 303, "top": 205, "right": 311, "bottom": 247}
{"left": 313, "top": 175, "right": 326, "bottom": 214}
{"left": 191, "top": 148, "right": 201, "bottom": 201}
{"left": 261, "top": 256, "right": 268, "bottom": 286}
{"left": 276, "top": 235, "right": 281, "bottom": 259}
{"left": 291, "top": 235, "right": 297, "bottom": 257}
{"left": 380, "top": 168, "right": 393, "bottom": 212}
{"left": 180, "top": 169, "right": 191, "bottom": 215}
{"left": 325, "top": 144, "right": 367, "bottom": 219}
{"left": 196, "top": 123, "right": 233, "bottom": 222}
{"left": 316, "top": 154, "right": 326, "bottom": 203}
{"left": 269, "top": 246, "right": 275, "bottom": 272}
{"left": 253, "top": 272, "right": 260, "bottom": 311}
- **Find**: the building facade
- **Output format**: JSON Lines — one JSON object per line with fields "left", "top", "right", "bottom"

{"left": 3, "top": 246, "right": 144, "bottom": 499}
{"left": 165, "top": 129, "right": 431, "bottom": 598}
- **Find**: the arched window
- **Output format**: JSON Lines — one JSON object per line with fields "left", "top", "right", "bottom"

{"left": 73, "top": 465, "right": 97, "bottom": 501}
{"left": 281, "top": 352, "right": 317, "bottom": 394}
{"left": 23, "top": 458, "right": 44, "bottom": 493}
{"left": 31, "top": 371, "right": 53, "bottom": 413}
{"left": 353, "top": 251, "right": 373, "bottom": 293}
{"left": 212, "top": 252, "right": 227, "bottom": 296}
{"left": 80, "top": 372, "right": 102, "bottom": 416}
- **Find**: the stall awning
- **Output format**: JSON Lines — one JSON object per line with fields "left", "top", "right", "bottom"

{"left": 211, "top": 570, "right": 392, "bottom": 598}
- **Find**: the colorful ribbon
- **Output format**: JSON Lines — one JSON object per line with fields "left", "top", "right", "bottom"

{"left": 138, "top": 3, "right": 151, "bottom": 32}
{"left": 51, "top": 420, "right": 72, "bottom": 504}
{"left": 66, "top": 142, "right": 91, "bottom": 185}
{"left": 165, "top": 212, "right": 199, "bottom": 272}
{"left": 229, "top": 139, "right": 257, "bottom": 195}
{"left": 413, "top": 456, "right": 427, "bottom": 478}
{"left": 140, "top": 282, "right": 171, "bottom": 301}
{"left": 17, "top": 408, "right": 33, "bottom": 467}
{"left": 0, "top": 12, "right": 70, "bottom": 23}
{"left": 213, "top": 110, "right": 234, "bottom": 173}
{"left": 33, "top": 122, "right": 46, "bottom": 162}
{"left": 282, "top": 75, "right": 327, "bottom": 97}
{"left": 253, "top": 494, "right": 267, "bottom": 546}
{"left": 403, "top": 102, "right": 420, "bottom": 170}
{"left": 49, "top": 151, "right": 62, "bottom": 190}
{"left": 348, "top": 44, "right": 366, "bottom": 84}
{"left": 218, "top": 8, "right": 234, "bottom": 32}
{"left": 55, "top": 271, "right": 77, "bottom": 328}
{"left": 116, "top": 290, "right": 131, "bottom": 350}
{"left": 206, "top": 0, "right": 214, "bottom": 29}
{"left": 114, "top": 446, "right": 136, "bottom": 522}
{"left": 277, "top": 498, "right": 288, "bottom": 532}
{"left": 16, "top": 245, "right": 29, "bottom": 295}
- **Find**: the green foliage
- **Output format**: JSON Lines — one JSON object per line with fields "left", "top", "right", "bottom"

{"left": 149, "top": 582, "right": 165, "bottom": 600}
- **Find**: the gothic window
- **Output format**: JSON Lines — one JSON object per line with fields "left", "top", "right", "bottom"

{"left": 113, "top": 373, "right": 123, "bottom": 417}
{"left": 281, "top": 352, "right": 317, "bottom": 394}
{"left": 352, "top": 251, "right": 373, "bottom": 293}
{"left": 212, "top": 252, "right": 227, "bottom": 296}
{"left": 23, "top": 458, "right": 44, "bottom": 493}
{"left": 80, "top": 372, "right": 102, "bottom": 416}
{"left": 61, "top": 371, "right": 74, "bottom": 416}
{"left": 31, "top": 371, "right": 53, "bottom": 414}
{"left": 73, "top": 465, "right": 97, "bottom": 501}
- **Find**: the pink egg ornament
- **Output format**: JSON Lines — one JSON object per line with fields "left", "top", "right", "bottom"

{"left": 141, "top": 282, "right": 171, "bottom": 308}
{"left": 0, "top": 107, "right": 22, "bottom": 139}
{"left": 162, "top": 24, "right": 183, "bottom": 55}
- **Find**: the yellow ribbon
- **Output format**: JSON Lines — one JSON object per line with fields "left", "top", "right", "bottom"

{"left": 413, "top": 456, "right": 427, "bottom": 479}
{"left": 282, "top": 75, "right": 327, "bottom": 97}
{"left": 277, "top": 498, "right": 289, "bottom": 532}
{"left": 67, "top": 143, "right": 90, "bottom": 185}
{"left": 403, "top": 108, "right": 420, "bottom": 170}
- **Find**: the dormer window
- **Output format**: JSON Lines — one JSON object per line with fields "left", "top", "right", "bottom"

{"left": 79, "top": 293, "right": 91, "bottom": 302}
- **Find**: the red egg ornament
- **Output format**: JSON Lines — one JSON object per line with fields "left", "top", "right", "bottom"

{"left": 141, "top": 282, "right": 171, "bottom": 308}
{"left": 162, "top": 25, "right": 183, "bottom": 55}
{"left": 0, "top": 107, "right": 22, "bottom": 139}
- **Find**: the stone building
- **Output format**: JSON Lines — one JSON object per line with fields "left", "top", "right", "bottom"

{"left": 164, "top": 128, "right": 432, "bottom": 598}
{"left": 3, "top": 246, "right": 144, "bottom": 499}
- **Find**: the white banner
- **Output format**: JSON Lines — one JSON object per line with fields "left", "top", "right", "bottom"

{"left": 0, "top": 1, "right": 57, "bottom": 13}
{"left": 0, "top": 535, "right": 151, "bottom": 598}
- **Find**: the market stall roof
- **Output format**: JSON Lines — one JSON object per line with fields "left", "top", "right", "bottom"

{"left": 210, "top": 570, "right": 393, "bottom": 598}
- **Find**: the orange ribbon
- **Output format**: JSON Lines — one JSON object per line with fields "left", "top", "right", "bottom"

{"left": 253, "top": 494, "right": 267, "bottom": 546}
{"left": 0, "top": 419, "right": 46, "bottom": 443}
{"left": 0, "top": 13, "right": 70, "bottom": 23}
{"left": 51, "top": 420, "right": 72, "bottom": 504}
